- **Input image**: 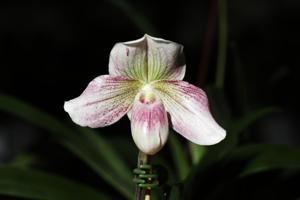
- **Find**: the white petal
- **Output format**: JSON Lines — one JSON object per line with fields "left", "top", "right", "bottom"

{"left": 131, "top": 91, "right": 169, "bottom": 155}
{"left": 154, "top": 80, "right": 226, "bottom": 145}
{"left": 109, "top": 36, "right": 147, "bottom": 80}
{"left": 146, "top": 34, "right": 186, "bottom": 81}
{"left": 109, "top": 34, "right": 186, "bottom": 82}
{"left": 64, "top": 75, "right": 140, "bottom": 128}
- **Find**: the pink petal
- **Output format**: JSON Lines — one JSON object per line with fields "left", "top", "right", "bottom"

{"left": 109, "top": 34, "right": 186, "bottom": 82}
{"left": 154, "top": 80, "right": 226, "bottom": 145}
{"left": 130, "top": 91, "right": 169, "bottom": 155}
{"left": 64, "top": 75, "right": 140, "bottom": 128}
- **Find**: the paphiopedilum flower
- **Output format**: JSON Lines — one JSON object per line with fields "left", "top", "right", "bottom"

{"left": 64, "top": 34, "right": 226, "bottom": 155}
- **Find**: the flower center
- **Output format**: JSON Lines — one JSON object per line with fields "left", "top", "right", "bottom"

{"left": 139, "top": 84, "right": 156, "bottom": 104}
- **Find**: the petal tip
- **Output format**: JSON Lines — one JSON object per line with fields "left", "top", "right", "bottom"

{"left": 123, "top": 35, "right": 147, "bottom": 45}
{"left": 63, "top": 100, "right": 71, "bottom": 112}
{"left": 214, "top": 128, "right": 227, "bottom": 144}
{"left": 63, "top": 100, "right": 87, "bottom": 127}
{"left": 201, "top": 127, "right": 226, "bottom": 146}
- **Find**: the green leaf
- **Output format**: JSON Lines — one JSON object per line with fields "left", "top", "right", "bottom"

{"left": 202, "top": 107, "right": 280, "bottom": 165}
{"left": 188, "top": 142, "right": 206, "bottom": 165}
{"left": 109, "top": 136, "right": 137, "bottom": 166}
{"left": 63, "top": 129, "right": 134, "bottom": 199}
{"left": 218, "top": 107, "right": 280, "bottom": 157}
{"left": 0, "top": 95, "right": 134, "bottom": 199}
{"left": 77, "top": 128, "right": 133, "bottom": 182}
{"left": 168, "top": 184, "right": 183, "bottom": 200}
{"left": 168, "top": 133, "right": 189, "bottom": 181}
{"left": 216, "top": 0, "right": 228, "bottom": 89}
{"left": 229, "top": 107, "right": 281, "bottom": 136}
{"left": 234, "top": 144, "right": 300, "bottom": 177}
{"left": 0, "top": 166, "right": 110, "bottom": 200}
{"left": 9, "top": 153, "right": 36, "bottom": 169}
{"left": 184, "top": 107, "right": 280, "bottom": 194}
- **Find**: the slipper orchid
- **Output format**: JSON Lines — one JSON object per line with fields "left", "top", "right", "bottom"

{"left": 64, "top": 34, "right": 226, "bottom": 155}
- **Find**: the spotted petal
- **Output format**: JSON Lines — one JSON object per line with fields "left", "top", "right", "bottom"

{"left": 130, "top": 92, "right": 169, "bottom": 155}
{"left": 154, "top": 80, "right": 226, "bottom": 145}
{"left": 109, "top": 34, "right": 186, "bottom": 82}
{"left": 64, "top": 75, "right": 140, "bottom": 128}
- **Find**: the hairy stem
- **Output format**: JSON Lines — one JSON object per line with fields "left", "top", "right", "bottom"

{"left": 135, "top": 151, "right": 151, "bottom": 200}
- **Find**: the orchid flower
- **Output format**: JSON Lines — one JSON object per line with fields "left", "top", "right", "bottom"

{"left": 64, "top": 34, "right": 226, "bottom": 155}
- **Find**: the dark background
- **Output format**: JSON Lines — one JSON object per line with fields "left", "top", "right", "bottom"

{"left": 1, "top": 0, "right": 300, "bottom": 199}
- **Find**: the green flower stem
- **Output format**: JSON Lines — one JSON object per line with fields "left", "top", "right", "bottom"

{"left": 216, "top": 0, "right": 228, "bottom": 89}
{"left": 135, "top": 151, "right": 151, "bottom": 200}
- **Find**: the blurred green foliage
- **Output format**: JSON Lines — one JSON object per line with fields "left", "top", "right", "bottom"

{"left": 0, "top": 91, "right": 298, "bottom": 199}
